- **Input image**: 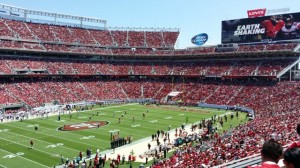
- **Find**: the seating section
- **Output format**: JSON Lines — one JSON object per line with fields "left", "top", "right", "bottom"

{"left": 26, "top": 22, "right": 57, "bottom": 42}
{"left": 88, "top": 29, "right": 113, "bottom": 46}
{"left": 152, "top": 111, "right": 299, "bottom": 167}
{"left": 149, "top": 80, "right": 300, "bottom": 168}
{"left": 0, "top": 18, "right": 299, "bottom": 57}
{"left": 0, "top": 39, "right": 296, "bottom": 56}
{"left": 0, "top": 84, "right": 19, "bottom": 104}
{"left": 0, "top": 19, "right": 16, "bottom": 38}
{"left": 163, "top": 31, "right": 179, "bottom": 47}
{"left": 146, "top": 31, "right": 163, "bottom": 47}
{"left": 0, "top": 18, "right": 179, "bottom": 49}
{"left": 238, "top": 43, "right": 298, "bottom": 52}
{"left": 128, "top": 31, "right": 145, "bottom": 47}
{"left": 257, "top": 59, "right": 293, "bottom": 75}
{"left": 1, "top": 78, "right": 299, "bottom": 113}
{"left": 5, "top": 19, "right": 36, "bottom": 40}
{"left": 0, "top": 57, "right": 295, "bottom": 76}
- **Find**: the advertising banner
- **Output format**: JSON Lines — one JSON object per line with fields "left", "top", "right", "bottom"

{"left": 191, "top": 33, "right": 208, "bottom": 46}
{"left": 222, "top": 12, "right": 300, "bottom": 44}
{"left": 247, "top": 8, "right": 266, "bottom": 18}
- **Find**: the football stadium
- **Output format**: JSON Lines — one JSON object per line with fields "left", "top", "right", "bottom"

{"left": 0, "top": 2, "right": 300, "bottom": 168}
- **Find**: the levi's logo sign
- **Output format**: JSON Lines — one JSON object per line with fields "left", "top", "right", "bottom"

{"left": 247, "top": 9, "right": 266, "bottom": 18}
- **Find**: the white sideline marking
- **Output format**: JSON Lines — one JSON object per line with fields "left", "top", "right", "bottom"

{"left": 165, "top": 117, "right": 172, "bottom": 119}
{"left": 179, "top": 114, "right": 185, "bottom": 116}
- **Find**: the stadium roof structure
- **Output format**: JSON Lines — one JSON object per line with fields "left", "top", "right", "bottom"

{"left": 0, "top": 3, "right": 179, "bottom": 32}
{"left": 0, "top": 3, "right": 107, "bottom": 28}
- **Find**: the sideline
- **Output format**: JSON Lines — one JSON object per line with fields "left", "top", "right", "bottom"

{"left": 0, "top": 103, "right": 138, "bottom": 124}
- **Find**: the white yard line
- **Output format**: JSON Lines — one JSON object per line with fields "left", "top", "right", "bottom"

{"left": 2, "top": 131, "right": 78, "bottom": 153}
{"left": 0, "top": 148, "right": 49, "bottom": 168}
{"left": 0, "top": 137, "right": 59, "bottom": 159}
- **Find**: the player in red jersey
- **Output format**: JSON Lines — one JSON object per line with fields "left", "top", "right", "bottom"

{"left": 261, "top": 15, "right": 285, "bottom": 39}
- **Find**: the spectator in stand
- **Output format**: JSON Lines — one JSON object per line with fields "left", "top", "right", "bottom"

{"left": 289, "top": 123, "right": 300, "bottom": 148}
{"left": 283, "top": 147, "right": 300, "bottom": 168}
{"left": 248, "top": 139, "right": 283, "bottom": 168}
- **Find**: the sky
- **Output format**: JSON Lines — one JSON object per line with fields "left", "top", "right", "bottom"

{"left": 0, "top": 0, "right": 299, "bottom": 49}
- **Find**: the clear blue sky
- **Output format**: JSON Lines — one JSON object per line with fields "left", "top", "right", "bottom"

{"left": 0, "top": 0, "right": 299, "bottom": 49}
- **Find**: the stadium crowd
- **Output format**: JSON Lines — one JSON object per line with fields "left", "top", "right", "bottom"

{"left": 1, "top": 15, "right": 300, "bottom": 168}
{"left": 0, "top": 18, "right": 299, "bottom": 56}
{"left": 0, "top": 56, "right": 296, "bottom": 76}
{"left": 1, "top": 77, "right": 300, "bottom": 167}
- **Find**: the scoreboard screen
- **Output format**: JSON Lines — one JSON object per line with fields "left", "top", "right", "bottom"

{"left": 221, "top": 12, "right": 300, "bottom": 44}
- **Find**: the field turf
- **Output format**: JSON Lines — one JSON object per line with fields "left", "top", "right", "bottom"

{"left": 0, "top": 104, "right": 247, "bottom": 168}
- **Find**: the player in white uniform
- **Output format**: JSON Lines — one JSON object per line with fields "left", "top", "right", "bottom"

{"left": 280, "top": 15, "right": 300, "bottom": 39}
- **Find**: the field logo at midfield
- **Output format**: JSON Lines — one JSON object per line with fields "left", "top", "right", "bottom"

{"left": 58, "top": 121, "right": 109, "bottom": 131}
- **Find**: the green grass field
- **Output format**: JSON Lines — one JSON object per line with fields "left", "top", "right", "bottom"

{"left": 0, "top": 104, "right": 247, "bottom": 168}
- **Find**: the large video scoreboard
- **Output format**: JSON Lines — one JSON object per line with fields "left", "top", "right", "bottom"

{"left": 221, "top": 12, "right": 300, "bottom": 44}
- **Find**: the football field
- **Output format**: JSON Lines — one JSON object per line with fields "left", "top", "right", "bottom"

{"left": 0, "top": 104, "right": 246, "bottom": 168}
